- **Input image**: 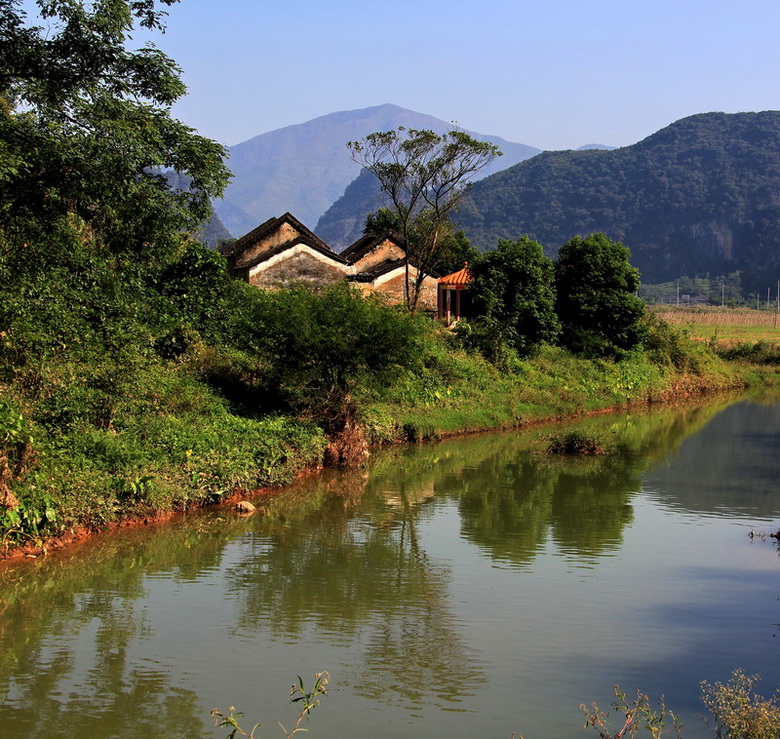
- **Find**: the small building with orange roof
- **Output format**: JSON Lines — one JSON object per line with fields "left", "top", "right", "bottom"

{"left": 438, "top": 263, "right": 472, "bottom": 326}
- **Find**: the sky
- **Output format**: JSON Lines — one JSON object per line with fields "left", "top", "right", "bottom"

{"left": 129, "top": 0, "right": 780, "bottom": 150}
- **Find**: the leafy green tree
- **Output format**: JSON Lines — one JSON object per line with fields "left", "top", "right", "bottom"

{"left": 348, "top": 127, "right": 501, "bottom": 311}
{"left": 0, "top": 0, "right": 228, "bottom": 265}
{"left": 363, "top": 207, "right": 402, "bottom": 236}
{"left": 554, "top": 233, "right": 647, "bottom": 358}
{"left": 465, "top": 236, "right": 559, "bottom": 359}
{"left": 0, "top": 0, "right": 230, "bottom": 366}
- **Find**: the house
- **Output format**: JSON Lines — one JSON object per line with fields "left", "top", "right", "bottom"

{"left": 223, "top": 214, "right": 440, "bottom": 312}
{"left": 341, "top": 230, "right": 439, "bottom": 312}
{"left": 221, "top": 212, "right": 350, "bottom": 288}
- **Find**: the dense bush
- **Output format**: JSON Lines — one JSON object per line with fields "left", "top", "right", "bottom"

{"left": 235, "top": 281, "right": 432, "bottom": 425}
{"left": 464, "top": 236, "right": 560, "bottom": 361}
{"left": 555, "top": 233, "right": 647, "bottom": 358}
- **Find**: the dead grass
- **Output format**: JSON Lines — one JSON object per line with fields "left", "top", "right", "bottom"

{"left": 650, "top": 306, "right": 780, "bottom": 346}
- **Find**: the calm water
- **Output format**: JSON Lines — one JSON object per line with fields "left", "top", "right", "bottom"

{"left": 1, "top": 396, "right": 779, "bottom": 738}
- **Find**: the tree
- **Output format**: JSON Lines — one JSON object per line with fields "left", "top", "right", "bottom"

{"left": 554, "top": 233, "right": 647, "bottom": 358}
{"left": 363, "top": 206, "right": 478, "bottom": 276}
{"left": 0, "top": 0, "right": 229, "bottom": 258}
{"left": 0, "top": 0, "right": 230, "bottom": 366}
{"left": 348, "top": 127, "right": 501, "bottom": 310}
{"left": 465, "top": 236, "right": 559, "bottom": 360}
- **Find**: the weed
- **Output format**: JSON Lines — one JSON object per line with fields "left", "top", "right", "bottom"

{"left": 581, "top": 685, "right": 682, "bottom": 738}
{"left": 211, "top": 671, "right": 330, "bottom": 739}
{"left": 547, "top": 430, "right": 609, "bottom": 455}
{"left": 700, "top": 669, "right": 780, "bottom": 739}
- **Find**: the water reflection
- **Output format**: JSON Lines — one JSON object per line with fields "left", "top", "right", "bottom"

{"left": 224, "top": 478, "right": 485, "bottom": 707}
{"left": 0, "top": 393, "right": 773, "bottom": 738}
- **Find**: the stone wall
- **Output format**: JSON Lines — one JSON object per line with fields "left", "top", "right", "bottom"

{"left": 372, "top": 271, "right": 438, "bottom": 312}
{"left": 249, "top": 251, "right": 348, "bottom": 288}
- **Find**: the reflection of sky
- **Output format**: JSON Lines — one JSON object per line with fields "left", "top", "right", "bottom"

{"left": 1, "top": 400, "right": 779, "bottom": 739}
{"left": 644, "top": 402, "right": 780, "bottom": 517}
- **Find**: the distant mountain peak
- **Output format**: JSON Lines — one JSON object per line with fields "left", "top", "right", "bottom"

{"left": 214, "top": 105, "right": 540, "bottom": 239}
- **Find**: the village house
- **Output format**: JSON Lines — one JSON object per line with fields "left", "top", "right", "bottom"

{"left": 221, "top": 213, "right": 440, "bottom": 312}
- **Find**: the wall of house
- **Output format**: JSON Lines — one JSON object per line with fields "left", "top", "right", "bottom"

{"left": 237, "top": 222, "right": 302, "bottom": 267}
{"left": 249, "top": 252, "right": 348, "bottom": 288}
{"left": 372, "top": 272, "right": 438, "bottom": 312}
{"left": 351, "top": 239, "right": 406, "bottom": 273}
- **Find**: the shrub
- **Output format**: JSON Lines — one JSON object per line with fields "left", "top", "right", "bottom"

{"left": 701, "top": 669, "right": 780, "bottom": 739}
{"left": 555, "top": 233, "right": 647, "bottom": 359}
{"left": 466, "top": 236, "right": 560, "bottom": 360}
{"left": 236, "top": 282, "right": 431, "bottom": 425}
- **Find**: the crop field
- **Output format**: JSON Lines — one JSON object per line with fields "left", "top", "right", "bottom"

{"left": 651, "top": 305, "right": 780, "bottom": 345}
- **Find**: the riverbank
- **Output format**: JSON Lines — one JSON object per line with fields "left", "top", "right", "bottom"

{"left": 2, "top": 312, "right": 778, "bottom": 561}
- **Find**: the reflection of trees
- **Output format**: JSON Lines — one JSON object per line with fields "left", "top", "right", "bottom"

{"left": 645, "top": 397, "right": 780, "bottom": 516}
{"left": 0, "top": 517, "right": 242, "bottom": 737}
{"left": 225, "top": 481, "right": 485, "bottom": 708}
{"left": 445, "top": 399, "right": 727, "bottom": 567}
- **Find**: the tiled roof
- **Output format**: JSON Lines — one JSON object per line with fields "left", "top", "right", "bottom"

{"left": 221, "top": 212, "right": 332, "bottom": 258}
{"left": 239, "top": 234, "right": 349, "bottom": 271}
{"left": 340, "top": 229, "right": 408, "bottom": 264}
{"left": 439, "top": 263, "right": 471, "bottom": 286}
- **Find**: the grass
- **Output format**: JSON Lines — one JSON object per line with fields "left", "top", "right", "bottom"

{"left": 365, "top": 326, "right": 746, "bottom": 445}
{"left": 650, "top": 305, "right": 780, "bottom": 345}
{"left": 2, "top": 304, "right": 777, "bottom": 556}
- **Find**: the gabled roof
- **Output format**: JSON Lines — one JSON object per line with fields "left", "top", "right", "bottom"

{"left": 348, "top": 258, "right": 408, "bottom": 282}
{"left": 241, "top": 234, "right": 350, "bottom": 272}
{"left": 340, "top": 229, "right": 409, "bottom": 264}
{"left": 221, "top": 212, "right": 332, "bottom": 258}
{"left": 349, "top": 259, "right": 440, "bottom": 283}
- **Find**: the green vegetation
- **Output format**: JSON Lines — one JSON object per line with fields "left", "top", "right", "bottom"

{"left": 456, "top": 111, "right": 780, "bottom": 287}
{"left": 212, "top": 672, "right": 330, "bottom": 739}
{"left": 0, "top": 2, "right": 776, "bottom": 557}
{"left": 555, "top": 233, "right": 647, "bottom": 358}
{"left": 463, "top": 236, "right": 559, "bottom": 360}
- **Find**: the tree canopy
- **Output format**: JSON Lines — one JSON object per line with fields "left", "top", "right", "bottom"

{"left": 0, "top": 0, "right": 231, "bottom": 369}
{"left": 554, "top": 233, "right": 646, "bottom": 358}
{"left": 0, "top": 0, "right": 229, "bottom": 256}
{"left": 465, "top": 236, "right": 559, "bottom": 359}
{"left": 348, "top": 127, "right": 500, "bottom": 310}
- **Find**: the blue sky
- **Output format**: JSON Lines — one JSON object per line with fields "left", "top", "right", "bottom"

{"left": 137, "top": 0, "right": 780, "bottom": 149}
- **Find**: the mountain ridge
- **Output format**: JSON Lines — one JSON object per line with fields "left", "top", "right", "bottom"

{"left": 214, "top": 104, "right": 541, "bottom": 237}
{"left": 454, "top": 111, "right": 780, "bottom": 284}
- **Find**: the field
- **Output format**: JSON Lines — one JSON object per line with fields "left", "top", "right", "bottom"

{"left": 651, "top": 305, "right": 780, "bottom": 345}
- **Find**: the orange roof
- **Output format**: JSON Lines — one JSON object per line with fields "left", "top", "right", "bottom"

{"left": 439, "top": 263, "right": 471, "bottom": 286}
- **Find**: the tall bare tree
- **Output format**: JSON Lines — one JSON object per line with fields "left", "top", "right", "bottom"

{"left": 348, "top": 127, "right": 500, "bottom": 310}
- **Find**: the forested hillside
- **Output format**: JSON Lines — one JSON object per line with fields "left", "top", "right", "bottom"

{"left": 455, "top": 111, "right": 780, "bottom": 284}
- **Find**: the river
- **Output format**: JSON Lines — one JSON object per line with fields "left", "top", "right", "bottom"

{"left": 0, "top": 396, "right": 779, "bottom": 738}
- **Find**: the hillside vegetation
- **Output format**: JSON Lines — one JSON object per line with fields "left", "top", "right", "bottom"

{"left": 455, "top": 111, "right": 780, "bottom": 285}
{"left": 2, "top": 2, "right": 777, "bottom": 558}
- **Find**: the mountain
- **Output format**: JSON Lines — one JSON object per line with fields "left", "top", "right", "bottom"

{"left": 576, "top": 143, "right": 615, "bottom": 150}
{"left": 314, "top": 170, "right": 384, "bottom": 249}
{"left": 214, "top": 104, "right": 540, "bottom": 238}
{"left": 454, "top": 111, "right": 780, "bottom": 283}
{"left": 196, "top": 210, "right": 232, "bottom": 248}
